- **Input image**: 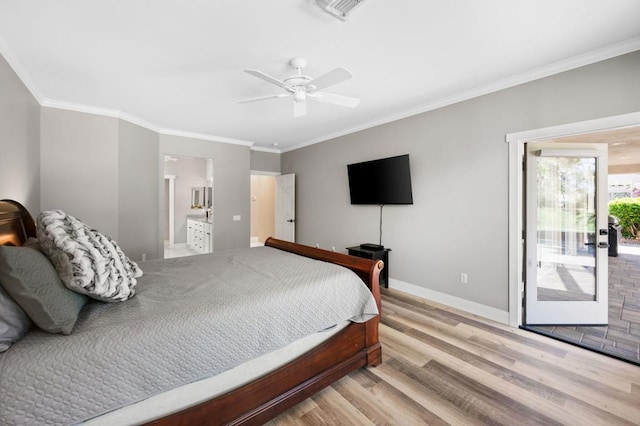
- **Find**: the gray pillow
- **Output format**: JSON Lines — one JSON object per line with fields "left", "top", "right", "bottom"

{"left": 0, "top": 246, "right": 88, "bottom": 335}
{"left": 0, "top": 285, "right": 32, "bottom": 351}
{"left": 23, "top": 237, "right": 42, "bottom": 251}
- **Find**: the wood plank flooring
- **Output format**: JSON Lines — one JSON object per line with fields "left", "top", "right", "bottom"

{"left": 267, "top": 288, "right": 640, "bottom": 425}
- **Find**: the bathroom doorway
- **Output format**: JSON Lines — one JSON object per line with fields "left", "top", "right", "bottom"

{"left": 163, "top": 155, "right": 213, "bottom": 258}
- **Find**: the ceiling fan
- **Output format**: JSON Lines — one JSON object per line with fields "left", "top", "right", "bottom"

{"left": 238, "top": 57, "right": 360, "bottom": 118}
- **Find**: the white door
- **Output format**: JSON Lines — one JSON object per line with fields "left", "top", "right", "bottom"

{"left": 275, "top": 174, "right": 295, "bottom": 242}
{"left": 525, "top": 143, "right": 608, "bottom": 325}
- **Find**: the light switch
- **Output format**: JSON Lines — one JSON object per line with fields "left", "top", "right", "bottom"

{"left": 233, "top": 215, "right": 241, "bottom": 221}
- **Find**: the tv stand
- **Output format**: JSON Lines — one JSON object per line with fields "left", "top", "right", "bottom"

{"left": 347, "top": 245, "right": 391, "bottom": 288}
{"left": 360, "top": 243, "right": 384, "bottom": 251}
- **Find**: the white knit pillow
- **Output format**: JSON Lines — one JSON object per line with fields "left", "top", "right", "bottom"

{"left": 36, "top": 210, "right": 142, "bottom": 302}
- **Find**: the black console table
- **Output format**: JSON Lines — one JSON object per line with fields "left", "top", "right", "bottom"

{"left": 346, "top": 245, "right": 391, "bottom": 288}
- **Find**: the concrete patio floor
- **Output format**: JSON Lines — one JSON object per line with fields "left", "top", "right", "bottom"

{"left": 526, "top": 243, "right": 640, "bottom": 364}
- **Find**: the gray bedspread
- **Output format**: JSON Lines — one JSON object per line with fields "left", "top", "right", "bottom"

{"left": 0, "top": 246, "right": 378, "bottom": 425}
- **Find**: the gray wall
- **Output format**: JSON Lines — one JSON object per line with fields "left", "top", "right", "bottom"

{"left": 41, "top": 109, "right": 165, "bottom": 260}
{"left": 282, "top": 51, "right": 640, "bottom": 312}
{"left": 118, "top": 120, "right": 160, "bottom": 261}
{"left": 0, "top": 54, "right": 40, "bottom": 214}
{"left": 250, "top": 150, "right": 281, "bottom": 173}
{"left": 160, "top": 134, "right": 250, "bottom": 253}
{"left": 40, "top": 107, "right": 120, "bottom": 238}
{"left": 39, "top": 108, "right": 250, "bottom": 260}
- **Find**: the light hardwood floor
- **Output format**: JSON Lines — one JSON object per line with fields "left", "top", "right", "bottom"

{"left": 268, "top": 288, "right": 640, "bottom": 425}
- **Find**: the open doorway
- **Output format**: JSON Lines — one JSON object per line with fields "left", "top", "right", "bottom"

{"left": 250, "top": 174, "right": 275, "bottom": 247}
{"left": 250, "top": 172, "right": 296, "bottom": 246}
{"left": 163, "top": 155, "right": 213, "bottom": 258}
{"left": 519, "top": 126, "right": 640, "bottom": 364}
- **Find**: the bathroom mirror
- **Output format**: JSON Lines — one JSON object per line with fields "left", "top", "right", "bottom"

{"left": 191, "top": 187, "right": 202, "bottom": 208}
{"left": 191, "top": 186, "right": 212, "bottom": 209}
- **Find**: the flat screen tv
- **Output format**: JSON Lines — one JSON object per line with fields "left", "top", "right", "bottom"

{"left": 347, "top": 154, "right": 413, "bottom": 205}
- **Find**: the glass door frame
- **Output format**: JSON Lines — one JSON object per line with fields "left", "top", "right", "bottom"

{"left": 524, "top": 142, "right": 608, "bottom": 325}
{"left": 506, "top": 112, "right": 640, "bottom": 328}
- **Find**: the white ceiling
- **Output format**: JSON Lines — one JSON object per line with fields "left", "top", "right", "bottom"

{"left": 1, "top": 1, "right": 640, "bottom": 153}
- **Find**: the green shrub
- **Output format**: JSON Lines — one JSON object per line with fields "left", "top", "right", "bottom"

{"left": 609, "top": 198, "right": 640, "bottom": 239}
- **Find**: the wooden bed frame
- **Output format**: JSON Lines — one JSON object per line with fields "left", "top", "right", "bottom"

{"left": 0, "top": 199, "right": 382, "bottom": 425}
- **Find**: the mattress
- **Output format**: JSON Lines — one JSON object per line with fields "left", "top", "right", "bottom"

{"left": 85, "top": 321, "right": 350, "bottom": 425}
{"left": 0, "top": 246, "right": 378, "bottom": 425}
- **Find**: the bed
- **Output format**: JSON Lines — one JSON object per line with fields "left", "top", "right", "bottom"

{"left": 0, "top": 199, "right": 382, "bottom": 425}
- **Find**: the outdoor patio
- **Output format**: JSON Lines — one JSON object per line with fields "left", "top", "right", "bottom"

{"left": 526, "top": 243, "right": 640, "bottom": 364}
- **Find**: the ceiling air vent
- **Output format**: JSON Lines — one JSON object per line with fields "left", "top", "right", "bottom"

{"left": 315, "top": 0, "right": 365, "bottom": 21}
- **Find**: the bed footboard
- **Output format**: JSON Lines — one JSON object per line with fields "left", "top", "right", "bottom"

{"left": 148, "top": 238, "right": 383, "bottom": 425}
{"left": 265, "top": 237, "right": 382, "bottom": 364}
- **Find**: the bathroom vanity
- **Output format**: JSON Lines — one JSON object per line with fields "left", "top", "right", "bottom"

{"left": 187, "top": 217, "right": 213, "bottom": 253}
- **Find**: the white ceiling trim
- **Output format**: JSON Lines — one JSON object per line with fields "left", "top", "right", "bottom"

{"left": 4, "top": 31, "right": 640, "bottom": 154}
{"left": 41, "top": 98, "right": 142, "bottom": 123}
{"left": 250, "top": 146, "right": 281, "bottom": 154}
{"left": 40, "top": 98, "right": 255, "bottom": 147}
{"left": 2, "top": 36, "right": 256, "bottom": 148}
{"left": 0, "top": 33, "right": 44, "bottom": 102}
{"left": 282, "top": 36, "right": 640, "bottom": 153}
{"left": 158, "top": 128, "right": 254, "bottom": 147}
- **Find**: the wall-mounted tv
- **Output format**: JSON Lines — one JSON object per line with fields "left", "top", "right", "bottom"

{"left": 347, "top": 154, "right": 414, "bottom": 205}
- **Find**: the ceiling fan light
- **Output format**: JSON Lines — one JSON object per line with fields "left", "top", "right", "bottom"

{"left": 293, "top": 90, "right": 306, "bottom": 103}
{"left": 315, "top": 0, "right": 364, "bottom": 21}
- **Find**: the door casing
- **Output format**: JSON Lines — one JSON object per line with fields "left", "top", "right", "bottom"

{"left": 506, "top": 111, "right": 640, "bottom": 327}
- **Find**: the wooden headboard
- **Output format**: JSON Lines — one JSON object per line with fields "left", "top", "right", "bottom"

{"left": 0, "top": 199, "right": 36, "bottom": 247}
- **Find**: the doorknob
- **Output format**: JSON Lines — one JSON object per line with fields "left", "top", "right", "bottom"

{"left": 287, "top": 219, "right": 295, "bottom": 223}
{"left": 598, "top": 242, "right": 609, "bottom": 248}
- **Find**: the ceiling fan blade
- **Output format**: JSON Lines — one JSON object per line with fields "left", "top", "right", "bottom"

{"left": 305, "top": 67, "right": 353, "bottom": 91}
{"left": 308, "top": 92, "right": 360, "bottom": 108}
{"left": 237, "top": 93, "right": 290, "bottom": 104}
{"left": 244, "top": 69, "right": 293, "bottom": 92}
{"left": 293, "top": 99, "right": 307, "bottom": 118}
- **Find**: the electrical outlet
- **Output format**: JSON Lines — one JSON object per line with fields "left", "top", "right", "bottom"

{"left": 460, "top": 273, "right": 468, "bottom": 284}
{"left": 233, "top": 215, "right": 241, "bottom": 221}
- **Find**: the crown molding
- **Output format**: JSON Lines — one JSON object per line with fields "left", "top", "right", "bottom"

{"left": 159, "top": 128, "right": 253, "bottom": 147}
{"left": 39, "top": 99, "right": 254, "bottom": 147}
{"left": 4, "top": 33, "right": 639, "bottom": 154}
{"left": 41, "top": 98, "right": 129, "bottom": 119}
{"left": 0, "top": 38, "right": 255, "bottom": 148}
{"left": 0, "top": 34, "right": 44, "bottom": 102}
{"left": 250, "top": 145, "right": 281, "bottom": 154}
{"left": 282, "top": 37, "right": 640, "bottom": 153}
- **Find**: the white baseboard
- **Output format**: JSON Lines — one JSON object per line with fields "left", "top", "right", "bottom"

{"left": 388, "top": 278, "right": 510, "bottom": 325}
